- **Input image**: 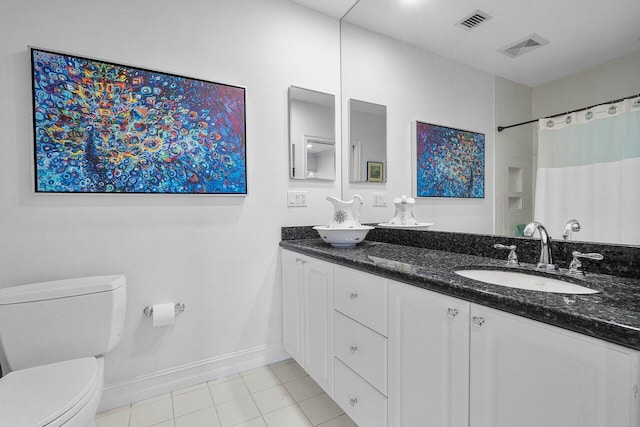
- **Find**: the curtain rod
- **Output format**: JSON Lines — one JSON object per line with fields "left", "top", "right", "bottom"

{"left": 497, "top": 92, "right": 640, "bottom": 132}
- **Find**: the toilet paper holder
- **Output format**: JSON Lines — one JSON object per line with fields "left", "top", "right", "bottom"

{"left": 143, "top": 302, "right": 185, "bottom": 318}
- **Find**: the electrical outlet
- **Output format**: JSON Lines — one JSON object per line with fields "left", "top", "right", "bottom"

{"left": 373, "top": 192, "right": 388, "bottom": 207}
{"left": 287, "top": 191, "right": 307, "bottom": 207}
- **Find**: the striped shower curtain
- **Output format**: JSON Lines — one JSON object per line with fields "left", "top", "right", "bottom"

{"left": 534, "top": 97, "right": 640, "bottom": 245}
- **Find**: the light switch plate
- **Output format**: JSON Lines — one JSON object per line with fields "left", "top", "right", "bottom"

{"left": 287, "top": 191, "right": 307, "bottom": 207}
{"left": 373, "top": 192, "right": 388, "bottom": 207}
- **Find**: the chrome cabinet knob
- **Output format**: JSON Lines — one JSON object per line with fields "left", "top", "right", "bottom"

{"left": 447, "top": 308, "right": 459, "bottom": 318}
{"left": 350, "top": 292, "right": 358, "bottom": 300}
{"left": 472, "top": 316, "right": 485, "bottom": 328}
{"left": 350, "top": 345, "right": 358, "bottom": 354}
{"left": 349, "top": 397, "right": 358, "bottom": 407}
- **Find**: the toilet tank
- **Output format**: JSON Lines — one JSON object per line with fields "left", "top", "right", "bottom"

{"left": 0, "top": 275, "right": 126, "bottom": 373}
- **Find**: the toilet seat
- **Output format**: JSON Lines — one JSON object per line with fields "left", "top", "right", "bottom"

{"left": 0, "top": 357, "right": 100, "bottom": 426}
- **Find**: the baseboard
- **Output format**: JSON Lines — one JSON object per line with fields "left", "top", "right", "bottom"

{"left": 98, "top": 342, "right": 290, "bottom": 412}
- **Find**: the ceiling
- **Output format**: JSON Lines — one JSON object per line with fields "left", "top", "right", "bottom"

{"left": 289, "top": 0, "right": 640, "bottom": 87}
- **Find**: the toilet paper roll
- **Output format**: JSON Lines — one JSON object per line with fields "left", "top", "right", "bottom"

{"left": 152, "top": 303, "right": 175, "bottom": 327}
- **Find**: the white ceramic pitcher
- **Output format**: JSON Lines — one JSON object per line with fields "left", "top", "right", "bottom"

{"left": 326, "top": 194, "right": 363, "bottom": 228}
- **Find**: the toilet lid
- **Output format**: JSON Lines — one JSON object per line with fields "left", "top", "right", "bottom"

{"left": 0, "top": 357, "right": 99, "bottom": 426}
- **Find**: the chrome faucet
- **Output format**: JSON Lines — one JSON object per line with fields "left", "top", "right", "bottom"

{"left": 562, "top": 219, "right": 581, "bottom": 240}
{"left": 523, "top": 222, "right": 558, "bottom": 270}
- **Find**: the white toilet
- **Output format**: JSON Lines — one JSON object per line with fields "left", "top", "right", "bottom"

{"left": 0, "top": 275, "right": 127, "bottom": 426}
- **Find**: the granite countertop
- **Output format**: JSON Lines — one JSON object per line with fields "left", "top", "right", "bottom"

{"left": 280, "top": 238, "right": 640, "bottom": 351}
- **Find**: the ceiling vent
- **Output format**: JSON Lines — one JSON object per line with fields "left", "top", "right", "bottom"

{"left": 455, "top": 10, "right": 492, "bottom": 31}
{"left": 499, "top": 34, "right": 550, "bottom": 58}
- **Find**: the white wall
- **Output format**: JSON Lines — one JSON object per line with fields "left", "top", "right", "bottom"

{"left": 341, "top": 23, "right": 495, "bottom": 234}
{"left": 0, "top": 0, "right": 340, "bottom": 409}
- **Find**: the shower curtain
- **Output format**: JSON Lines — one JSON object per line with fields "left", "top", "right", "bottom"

{"left": 534, "top": 97, "right": 640, "bottom": 245}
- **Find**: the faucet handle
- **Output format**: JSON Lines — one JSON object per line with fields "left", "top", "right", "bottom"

{"left": 568, "top": 251, "right": 604, "bottom": 275}
{"left": 494, "top": 244, "right": 519, "bottom": 266}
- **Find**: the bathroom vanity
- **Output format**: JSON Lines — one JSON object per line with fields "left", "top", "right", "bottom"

{"left": 280, "top": 232, "right": 640, "bottom": 427}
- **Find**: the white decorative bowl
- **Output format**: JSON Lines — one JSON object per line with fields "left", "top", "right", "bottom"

{"left": 313, "top": 225, "right": 374, "bottom": 248}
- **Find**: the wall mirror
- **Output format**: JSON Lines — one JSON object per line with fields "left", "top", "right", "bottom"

{"left": 288, "top": 86, "right": 336, "bottom": 181}
{"left": 339, "top": 2, "right": 639, "bottom": 246}
{"left": 349, "top": 99, "right": 387, "bottom": 183}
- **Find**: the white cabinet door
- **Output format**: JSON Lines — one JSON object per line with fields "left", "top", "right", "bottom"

{"left": 388, "top": 281, "right": 470, "bottom": 427}
{"left": 281, "top": 250, "right": 334, "bottom": 395}
{"left": 282, "top": 250, "right": 304, "bottom": 365}
{"left": 303, "top": 256, "right": 334, "bottom": 394}
{"left": 470, "top": 304, "right": 640, "bottom": 427}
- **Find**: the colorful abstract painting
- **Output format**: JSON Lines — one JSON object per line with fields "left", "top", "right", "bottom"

{"left": 415, "top": 121, "right": 484, "bottom": 198}
{"left": 31, "top": 48, "right": 246, "bottom": 194}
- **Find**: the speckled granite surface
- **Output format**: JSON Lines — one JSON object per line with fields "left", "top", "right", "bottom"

{"left": 280, "top": 236, "right": 640, "bottom": 350}
{"left": 282, "top": 226, "right": 640, "bottom": 279}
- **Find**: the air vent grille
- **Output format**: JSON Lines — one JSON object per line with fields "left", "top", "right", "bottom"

{"left": 456, "top": 10, "right": 492, "bottom": 31}
{"left": 499, "top": 34, "right": 550, "bottom": 58}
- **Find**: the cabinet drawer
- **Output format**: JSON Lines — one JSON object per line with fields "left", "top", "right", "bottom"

{"left": 334, "top": 311, "right": 387, "bottom": 395}
{"left": 334, "top": 265, "right": 387, "bottom": 336}
{"left": 334, "top": 358, "right": 387, "bottom": 427}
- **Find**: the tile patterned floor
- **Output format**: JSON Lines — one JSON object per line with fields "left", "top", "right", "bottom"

{"left": 96, "top": 359, "right": 357, "bottom": 427}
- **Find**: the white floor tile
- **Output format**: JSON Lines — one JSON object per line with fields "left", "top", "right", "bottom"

{"left": 209, "top": 373, "right": 241, "bottom": 386}
{"left": 99, "top": 363, "right": 348, "bottom": 427}
{"left": 133, "top": 393, "right": 172, "bottom": 407}
{"left": 95, "top": 405, "right": 130, "bottom": 427}
{"left": 283, "top": 376, "right": 324, "bottom": 402}
{"left": 172, "top": 382, "right": 208, "bottom": 396}
{"left": 298, "top": 393, "right": 343, "bottom": 426}
{"left": 231, "top": 417, "right": 267, "bottom": 427}
{"left": 129, "top": 396, "right": 174, "bottom": 427}
{"left": 268, "top": 358, "right": 294, "bottom": 368}
{"left": 210, "top": 376, "right": 250, "bottom": 404}
{"left": 252, "top": 384, "right": 296, "bottom": 415}
{"left": 216, "top": 395, "right": 261, "bottom": 427}
{"left": 271, "top": 361, "right": 307, "bottom": 383}
{"left": 172, "top": 387, "right": 214, "bottom": 417}
{"left": 263, "top": 405, "right": 313, "bottom": 427}
{"left": 317, "top": 414, "right": 358, "bottom": 427}
{"left": 239, "top": 365, "right": 271, "bottom": 377}
{"left": 242, "top": 369, "right": 281, "bottom": 393}
{"left": 174, "top": 407, "right": 221, "bottom": 427}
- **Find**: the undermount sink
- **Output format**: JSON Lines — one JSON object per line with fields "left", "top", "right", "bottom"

{"left": 455, "top": 269, "right": 599, "bottom": 294}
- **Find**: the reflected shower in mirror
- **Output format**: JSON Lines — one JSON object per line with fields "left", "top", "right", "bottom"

{"left": 349, "top": 99, "right": 387, "bottom": 183}
{"left": 288, "top": 86, "right": 336, "bottom": 181}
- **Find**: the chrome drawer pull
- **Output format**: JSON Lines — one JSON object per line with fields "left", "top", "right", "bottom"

{"left": 472, "top": 316, "right": 485, "bottom": 328}
{"left": 447, "top": 308, "right": 459, "bottom": 318}
{"left": 350, "top": 397, "right": 358, "bottom": 407}
{"left": 350, "top": 345, "right": 358, "bottom": 354}
{"left": 350, "top": 292, "right": 358, "bottom": 300}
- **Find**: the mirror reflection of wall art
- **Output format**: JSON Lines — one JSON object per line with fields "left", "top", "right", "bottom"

{"left": 367, "top": 161, "right": 383, "bottom": 183}
{"left": 413, "top": 121, "right": 484, "bottom": 198}
{"left": 31, "top": 48, "right": 247, "bottom": 194}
